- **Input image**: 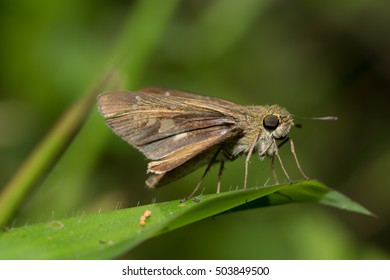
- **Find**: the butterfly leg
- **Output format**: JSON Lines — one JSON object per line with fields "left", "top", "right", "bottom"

{"left": 217, "top": 160, "right": 225, "bottom": 193}
{"left": 290, "top": 139, "right": 309, "bottom": 180}
{"left": 271, "top": 155, "right": 280, "bottom": 185}
{"left": 271, "top": 137, "right": 289, "bottom": 184}
{"left": 182, "top": 148, "right": 221, "bottom": 202}
{"left": 273, "top": 139, "right": 292, "bottom": 183}
{"left": 244, "top": 135, "right": 259, "bottom": 191}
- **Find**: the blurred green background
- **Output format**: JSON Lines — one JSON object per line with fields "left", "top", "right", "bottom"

{"left": 1, "top": 0, "right": 389, "bottom": 259}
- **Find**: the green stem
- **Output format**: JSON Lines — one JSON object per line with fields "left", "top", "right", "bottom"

{"left": 0, "top": 0, "right": 180, "bottom": 226}
{"left": 0, "top": 72, "right": 111, "bottom": 226}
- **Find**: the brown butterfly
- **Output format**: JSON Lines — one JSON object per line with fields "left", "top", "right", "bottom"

{"left": 98, "top": 87, "right": 328, "bottom": 201}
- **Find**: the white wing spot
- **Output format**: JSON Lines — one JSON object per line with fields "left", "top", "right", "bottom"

{"left": 159, "top": 119, "right": 175, "bottom": 132}
{"left": 164, "top": 91, "right": 171, "bottom": 96}
{"left": 173, "top": 132, "right": 188, "bottom": 141}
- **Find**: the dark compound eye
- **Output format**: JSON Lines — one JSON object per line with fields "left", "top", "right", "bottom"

{"left": 263, "top": 115, "right": 280, "bottom": 130}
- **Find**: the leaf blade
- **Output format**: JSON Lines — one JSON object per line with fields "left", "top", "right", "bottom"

{"left": 0, "top": 180, "right": 371, "bottom": 259}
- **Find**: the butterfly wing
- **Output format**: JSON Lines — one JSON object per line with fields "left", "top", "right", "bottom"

{"left": 139, "top": 86, "right": 238, "bottom": 106}
{"left": 98, "top": 90, "right": 243, "bottom": 176}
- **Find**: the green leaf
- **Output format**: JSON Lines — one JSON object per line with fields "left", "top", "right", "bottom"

{"left": 0, "top": 180, "right": 371, "bottom": 259}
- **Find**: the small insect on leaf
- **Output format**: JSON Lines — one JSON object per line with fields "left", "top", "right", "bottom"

{"left": 98, "top": 87, "right": 335, "bottom": 201}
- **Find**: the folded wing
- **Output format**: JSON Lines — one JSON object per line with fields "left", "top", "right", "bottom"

{"left": 98, "top": 90, "right": 243, "bottom": 173}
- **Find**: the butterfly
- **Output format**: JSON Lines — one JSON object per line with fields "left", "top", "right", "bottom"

{"left": 98, "top": 87, "right": 313, "bottom": 200}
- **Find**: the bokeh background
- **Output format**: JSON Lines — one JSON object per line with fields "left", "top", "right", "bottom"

{"left": 1, "top": 0, "right": 390, "bottom": 259}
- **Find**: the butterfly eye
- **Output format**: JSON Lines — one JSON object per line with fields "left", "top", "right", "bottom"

{"left": 263, "top": 115, "right": 280, "bottom": 130}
